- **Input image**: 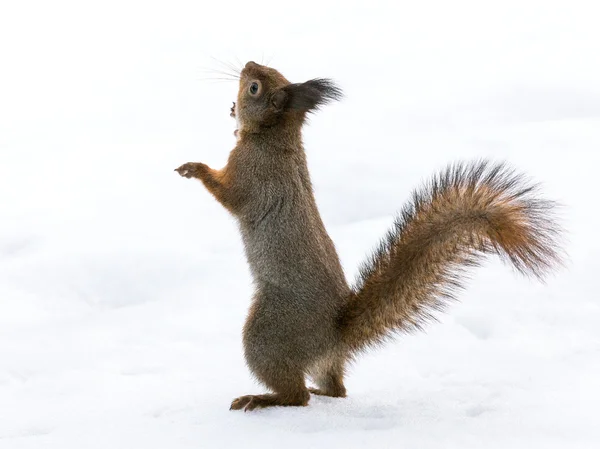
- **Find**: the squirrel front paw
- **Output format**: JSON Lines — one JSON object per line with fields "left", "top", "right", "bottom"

{"left": 230, "top": 102, "right": 236, "bottom": 118}
{"left": 175, "top": 162, "right": 205, "bottom": 179}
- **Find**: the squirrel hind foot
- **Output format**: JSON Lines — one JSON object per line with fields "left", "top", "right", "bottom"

{"left": 230, "top": 391, "right": 310, "bottom": 412}
{"left": 309, "top": 358, "right": 347, "bottom": 398}
{"left": 308, "top": 387, "right": 347, "bottom": 398}
{"left": 309, "top": 373, "right": 347, "bottom": 398}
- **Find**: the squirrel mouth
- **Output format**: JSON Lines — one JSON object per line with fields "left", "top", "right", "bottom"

{"left": 231, "top": 102, "right": 240, "bottom": 137}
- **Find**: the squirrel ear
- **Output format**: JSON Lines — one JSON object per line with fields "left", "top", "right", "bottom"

{"left": 271, "top": 89, "right": 288, "bottom": 111}
{"left": 282, "top": 79, "right": 343, "bottom": 113}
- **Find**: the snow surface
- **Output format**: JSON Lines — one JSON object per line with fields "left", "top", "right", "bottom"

{"left": 1, "top": 1, "right": 600, "bottom": 448}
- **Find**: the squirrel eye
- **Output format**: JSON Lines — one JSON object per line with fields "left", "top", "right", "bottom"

{"left": 249, "top": 81, "right": 259, "bottom": 95}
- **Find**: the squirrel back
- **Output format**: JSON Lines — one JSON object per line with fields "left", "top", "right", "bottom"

{"left": 175, "top": 61, "right": 563, "bottom": 412}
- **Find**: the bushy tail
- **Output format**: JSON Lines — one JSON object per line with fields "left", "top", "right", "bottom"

{"left": 339, "top": 160, "right": 563, "bottom": 355}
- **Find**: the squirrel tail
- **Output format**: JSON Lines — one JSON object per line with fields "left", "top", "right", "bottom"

{"left": 339, "top": 160, "right": 563, "bottom": 355}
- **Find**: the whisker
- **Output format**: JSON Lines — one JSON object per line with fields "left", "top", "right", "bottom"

{"left": 234, "top": 55, "right": 244, "bottom": 69}
{"left": 265, "top": 53, "right": 275, "bottom": 67}
{"left": 210, "top": 57, "right": 241, "bottom": 75}
{"left": 224, "top": 58, "right": 242, "bottom": 74}
{"left": 198, "top": 77, "right": 239, "bottom": 83}
{"left": 198, "top": 68, "right": 239, "bottom": 80}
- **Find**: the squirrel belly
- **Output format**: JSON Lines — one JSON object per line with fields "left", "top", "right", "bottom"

{"left": 175, "top": 61, "right": 563, "bottom": 412}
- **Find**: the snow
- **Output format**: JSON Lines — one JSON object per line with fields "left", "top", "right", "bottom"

{"left": 1, "top": 0, "right": 599, "bottom": 447}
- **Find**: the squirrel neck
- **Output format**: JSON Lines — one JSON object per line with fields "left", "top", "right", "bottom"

{"left": 241, "top": 115, "right": 305, "bottom": 151}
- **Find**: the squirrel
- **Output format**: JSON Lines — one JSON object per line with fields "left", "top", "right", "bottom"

{"left": 175, "top": 61, "right": 562, "bottom": 412}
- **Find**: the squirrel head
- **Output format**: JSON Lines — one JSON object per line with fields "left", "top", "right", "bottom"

{"left": 233, "top": 61, "right": 342, "bottom": 137}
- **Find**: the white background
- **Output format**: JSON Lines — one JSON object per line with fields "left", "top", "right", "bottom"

{"left": 1, "top": 1, "right": 599, "bottom": 448}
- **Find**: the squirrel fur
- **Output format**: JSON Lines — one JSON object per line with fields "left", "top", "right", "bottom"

{"left": 175, "top": 61, "right": 562, "bottom": 412}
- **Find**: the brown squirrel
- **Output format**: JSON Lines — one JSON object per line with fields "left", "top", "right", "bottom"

{"left": 175, "top": 61, "right": 562, "bottom": 412}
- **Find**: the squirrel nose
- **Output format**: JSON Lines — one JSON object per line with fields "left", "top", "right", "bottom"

{"left": 245, "top": 61, "right": 259, "bottom": 69}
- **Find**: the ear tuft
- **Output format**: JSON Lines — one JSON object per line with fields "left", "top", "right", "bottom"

{"left": 283, "top": 78, "right": 343, "bottom": 113}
